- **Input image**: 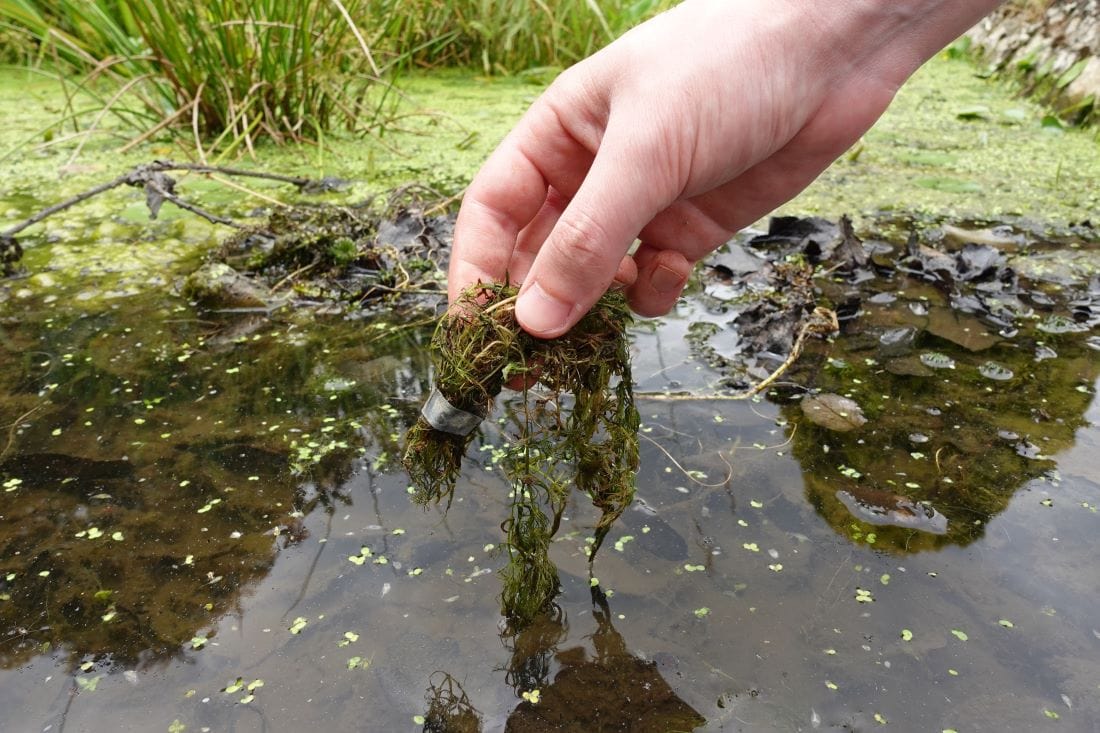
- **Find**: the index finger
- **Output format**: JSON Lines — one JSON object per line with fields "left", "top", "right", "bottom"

{"left": 448, "top": 90, "right": 603, "bottom": 303}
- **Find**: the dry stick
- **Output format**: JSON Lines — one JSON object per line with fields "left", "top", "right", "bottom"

{"left": 1, "top": 175, "right": 134, "bottom": 239}
{"left": 143, "top": 177, "right": 242, "bottom": 229}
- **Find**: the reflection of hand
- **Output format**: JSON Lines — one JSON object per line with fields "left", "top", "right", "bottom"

{"left": 449, "top": 0, "right": 1001, "bottom": 338}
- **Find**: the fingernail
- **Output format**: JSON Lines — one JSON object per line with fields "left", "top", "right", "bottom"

{"left": 517, "top": 281, "right": 577, "bottom": 337}
{"left": 650, "top": 264, "right": 685, "bottom": 294}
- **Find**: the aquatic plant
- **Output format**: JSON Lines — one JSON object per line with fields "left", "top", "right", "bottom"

{"left": 371, "top": 0, "right": 674, "bottom": 74}
{"left": 1, "top": 0, "right": 675, "bottom": 156}
{"left": 403, "top": 283, "right": 639, "bottom": 626}
{"left": 0, "top": 0, "right": 390, "bottom": 152}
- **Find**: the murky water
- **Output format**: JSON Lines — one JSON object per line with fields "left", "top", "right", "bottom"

{"left": 2, "top": 211, "right": 1099, "bottom": 733}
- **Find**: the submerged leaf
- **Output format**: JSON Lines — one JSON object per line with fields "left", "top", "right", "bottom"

{"left": 800, "top": 394, "right": 867, "bottom": 432}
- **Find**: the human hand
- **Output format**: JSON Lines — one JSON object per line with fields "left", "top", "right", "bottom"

{"left": 448, "top": 0, "right": 1002, "bottom": 338}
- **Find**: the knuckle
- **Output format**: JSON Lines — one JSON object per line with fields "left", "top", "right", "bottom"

{"left": 552, "top": 210, "right": 614, "bottom": 271}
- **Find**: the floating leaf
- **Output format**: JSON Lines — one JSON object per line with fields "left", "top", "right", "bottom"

{"left": 76, "top": 675, "right": 102, "bottom": 692}
{"left": 901, "top": 629, "right": 913, "bottom": 641}
{"left": 978, "top": 362, "right": 1014, "bottom": 381}
{"left": 920, "top": 352, "right": 956, "bottom": 370}
{"left": 950, "top": 629, "right": 968, "bottom": 641}
{"left": 1037, "top": 315, "right": 1088, "bottom": 334}
{"left": 289, "top": 617, "right": 308, "bottom": 634}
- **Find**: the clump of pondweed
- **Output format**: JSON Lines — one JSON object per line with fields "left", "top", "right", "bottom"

{"left": 403, "top": 283, "right": 639, "bottom": 626}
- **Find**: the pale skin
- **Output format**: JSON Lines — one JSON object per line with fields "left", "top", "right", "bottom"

{"left": 448, "top": 0, "right": 1003, "bottom": 338}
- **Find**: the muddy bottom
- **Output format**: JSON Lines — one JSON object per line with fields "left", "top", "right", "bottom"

{"left": 1, "top": 212, "right": 1099, "bottom": 733}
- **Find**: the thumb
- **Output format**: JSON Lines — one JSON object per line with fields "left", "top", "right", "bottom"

{"left": 515, "top": 136, "right": 667, "bottom": 338}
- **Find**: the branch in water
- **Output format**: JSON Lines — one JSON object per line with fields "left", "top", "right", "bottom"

{"left": 0, "top": 160, "right": 337, "bottom": 275}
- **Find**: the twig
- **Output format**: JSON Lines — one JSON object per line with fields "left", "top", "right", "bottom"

{"left": 1, "top": 405, "right": 43, "bottom": 462}
{"left": 143, "top": 176, "right": 242, "bottom": 228}
{"left": 639, "top": 432, "right": 732, "bottom": 488}
{"left": 0, "top": 160, "right": 328, "bottom": 252}
{"left": 1, "top": 175, "right": 131, "bottom": 239}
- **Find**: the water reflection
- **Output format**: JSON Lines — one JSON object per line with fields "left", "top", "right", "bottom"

{"left": 0, "top": 291, "right": 429, "bottom": 669}
{"left": 679, "top": 217, "right": 1100, "bottom": 553}
{"left": 423, "top": 588, "right": 705, "bottom": 733}
{"left": 779, "top": 256, "right": 1099, "bottom": 553}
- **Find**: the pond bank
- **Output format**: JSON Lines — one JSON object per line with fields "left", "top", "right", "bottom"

{"left": 966, "top": 0, "right": 1100, "bottom": 126}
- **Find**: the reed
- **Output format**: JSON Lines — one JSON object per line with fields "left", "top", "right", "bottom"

{"left": 0, "top": 0, "right": 388, "bottom": 152}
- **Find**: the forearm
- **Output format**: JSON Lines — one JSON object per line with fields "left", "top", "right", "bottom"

{"left": 811, "top": 0, "right": 1005, "bottom": 89}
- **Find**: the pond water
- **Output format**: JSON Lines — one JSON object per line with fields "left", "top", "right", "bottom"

{"left": 1, "top": 205, "right": 1099, "bottom": 733}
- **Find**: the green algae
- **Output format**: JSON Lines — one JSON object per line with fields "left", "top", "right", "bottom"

{"left": 5, "top": 52, "right": 1100, "bottom": 299}
{"left": 782, "top": 55, "right": 1100, "bottom": 222}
